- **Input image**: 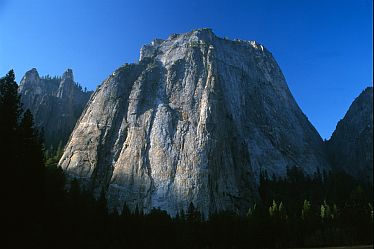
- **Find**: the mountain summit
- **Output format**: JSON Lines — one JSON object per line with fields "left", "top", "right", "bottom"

{"left": 59, "top": 29, "right": 330, "bottom": 215}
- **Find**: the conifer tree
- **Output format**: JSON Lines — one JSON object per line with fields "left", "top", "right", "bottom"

{"left": 121, "top": 202, "right": 131, "bottom": 218}
{"left": 301, "top": 200, "right": 312, "bottom": 220}
{"left": 0, "top": 70, "right": 22, "bottom": 187}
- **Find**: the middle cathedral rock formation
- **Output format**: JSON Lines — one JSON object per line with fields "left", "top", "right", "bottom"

{"left": 59, "top": 29, "right": 330, "bottom": 216}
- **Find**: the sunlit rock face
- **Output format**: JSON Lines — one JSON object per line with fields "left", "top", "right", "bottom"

{"left": 19, "top": 68, "right": 92, "bottom": 150}
{"left": 59, "top": 29, "right": 330, "bottom": 216}
{"left": 327, "top": 87, "right": 373, "bottom": 183}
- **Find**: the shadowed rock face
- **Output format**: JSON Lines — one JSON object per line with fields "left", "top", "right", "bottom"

{"left": 18, "top": 68, "right": 92, "bottom": 150}
{"left": 327, "top": 87, "right": 373, "bottom": 183}
{"left": 59, "top": 29, "right": 330, "bottom": 216}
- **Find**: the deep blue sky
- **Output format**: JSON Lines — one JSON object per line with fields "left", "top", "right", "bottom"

{"left": 0, "top": 0, "right": 372, "bottom": 139}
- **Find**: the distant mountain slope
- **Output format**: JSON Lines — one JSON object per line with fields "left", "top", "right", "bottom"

{"left": 18, "top": 68, "right": 92, "bottom": 151}
{"left": 327, "top": 87, "right": 373, "bottom": 183}
{"left": 58, "top": 29, "right": 330, "bottom": 215}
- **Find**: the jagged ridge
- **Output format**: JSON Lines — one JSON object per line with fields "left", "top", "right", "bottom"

{"left": 19, "top": 68, "right": 92, "bottom": 150}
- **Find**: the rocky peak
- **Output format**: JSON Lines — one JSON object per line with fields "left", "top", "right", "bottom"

{"left": 139, "top": 40, "right": 162, "bottom": 61}
{"left": 140, "top": 28, "right": 216, "bottom": 61}
{"left": 62, "top": 68, "right": 74, "bottom": 81}
{"left": 57, "top": 69, "right": 77, "bottom": 98}
{"left": 331, "top": 87, "right": 373, "bottom": 139}
{"left": 191, "top": 28, "right": 215, "bottom": 42}
{"left": 19, "top": 68, "right": 47, "bottom": 96}
{"left": 24, "top": 68, "right": 40, "bottom": 81}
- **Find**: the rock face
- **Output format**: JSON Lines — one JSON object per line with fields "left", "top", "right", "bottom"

{"left": 59, "top": 29, "right": 330, "bottom": 216}
{"left": 19, "top": 68, "right": 92, "bottom": 150}
{"left": 327, "top": 87, "right": 373, "bottom": 183}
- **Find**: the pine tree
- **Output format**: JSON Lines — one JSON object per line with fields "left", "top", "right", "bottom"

{"left": 18, "top": 109, "right": 45, "bottom": 213}
{"left": 301, "top": 200, "right": 312, "bottom": 220}
{"left": 121, "top": 202, "right": 131, "bottom": 218}
{"left": 187, "top": 202, "right": 201, "bottom": 223}
{"left": 0, "top": 70, "right": 22, "bottom": 187}
{"left": 179, "top": 208, "right": 186, "bottom": 221}
{"left": 247, "top": 203, "right": 257, "bottom": 218}
{"left": 0, "top": 70, "right": 21, "bottom": 135}
{"left": 96, "top": 188, "right": 108, "bottom": 216}
{"left": 320, "top": 200, "right": 332, "bottom": 222}
{"left": 269, "top": 200, "right": 278, "bottom": 217}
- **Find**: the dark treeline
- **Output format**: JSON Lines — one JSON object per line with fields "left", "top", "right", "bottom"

{"left": 43, "top": 165, "right": 373, "bottom": 249}
{"left": 41, "top": 74, "right": 88, "bottom": 92}
{"left": 1, "top": 70, "right": 373, "bottom": 249}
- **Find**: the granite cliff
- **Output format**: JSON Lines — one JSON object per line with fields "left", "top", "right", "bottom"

{"left": 59, "top": 29, "right": 330, "bottom": 215}
{"left": 19, "top": 68, "right": 92, "bottom": 151}
{"left": 327, "top": 87, "right": 373, "bottom": 183}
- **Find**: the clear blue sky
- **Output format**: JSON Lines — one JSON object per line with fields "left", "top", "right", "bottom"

{"left": 0, "top": 0, "right": 372, "bottom": 139}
